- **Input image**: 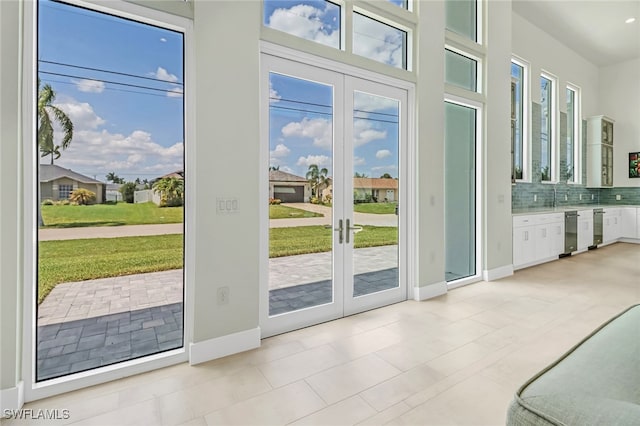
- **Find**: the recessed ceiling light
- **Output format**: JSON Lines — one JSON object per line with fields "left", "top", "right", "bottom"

{"left": 625, "top": 17, "right": 636, "bottom": 24}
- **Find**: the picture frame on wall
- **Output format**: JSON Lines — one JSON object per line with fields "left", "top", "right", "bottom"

{"left": 630, "top": 152, "right": 640, "bottom": 178}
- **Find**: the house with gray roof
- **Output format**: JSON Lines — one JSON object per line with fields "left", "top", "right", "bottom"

{"left": 269, "top": 170, "right": 311, "bottom": 203}
{"left": 40, "top": 164, "right": 105, "bottom": 203}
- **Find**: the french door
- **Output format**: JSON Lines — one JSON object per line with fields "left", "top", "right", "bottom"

{"left": 261, "top": 54, "right": 408, "bottom": 337}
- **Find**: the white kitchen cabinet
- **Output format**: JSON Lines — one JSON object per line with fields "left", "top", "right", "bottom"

{"left": 621, "top": 207, "right": 638, "bottom": 239}
{"left": 587, "top": 116, "right": 614, "bottom": 188}
{"left": 577, "top": 210, "right": 593, "bottom": 251}
{"left": 603, "top": 208, "right": 622, "bottom": 243}
{"left": 513, "top": 216, "right": 535, "bottom": 267}
{"left": 513, "top": 213, "right": 564, "bottom": 269}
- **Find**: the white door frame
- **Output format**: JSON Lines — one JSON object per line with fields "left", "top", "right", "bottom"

{"left": 259, "top": 44, "right": 415, "bottom": 337}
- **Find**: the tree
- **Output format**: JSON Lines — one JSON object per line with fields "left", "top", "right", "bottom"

{"left": 38, "top": 82, "right": 73, "bottom": 165}
{"left": 306, "top": 164, "right": 329, "bottom": 198}
{"left": 269, "top": 165, "right": 280, "bottom": 171}
{"left": 153, "top": 177, "right": 184, "bottom": 207}
{"left": 119, "top": 182, "right": 138, "bottom": 203}
{"left": 380, "top": 173, "right": 392, "bottom": 179}
{"left": 105, "top": 172, "right": 124, "bottom": 184}
{"left": 354, "top": 172, "right": 368, "bottom": 178}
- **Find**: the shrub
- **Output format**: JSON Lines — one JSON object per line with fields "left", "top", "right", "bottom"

{"left": 269, "top": 198, "right": 282, "bottom": 205}
{"left": 42, "top": 199, "right": 54, "bottom": 206}
{"left": 120, "top": 182, "right": 138, "bottom": 204}
{"left": 310, "top": 197, "right": 320, "bottom": 204}
{"left": 69, "top": 188, "right": 96, "bottom": 205}
{"left": 58, "top": 199, "right": 71, "bottom": 206}
{"left": 323, "top": 194, "right": 332, "bottom": 204}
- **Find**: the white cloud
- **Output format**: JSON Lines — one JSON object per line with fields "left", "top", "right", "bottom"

{"left": 167, "top": 87, "right": 183, "bottom": 98}
{"left": 56, "top": 100, "right": 105, "bottom": 130}
{"left": 74, "top": 79, "right": 105, "bottom": 93}
{"left": 270, "top": 143, "right": 290, "bottom": 158}
{"left": 51, "top": 99, "right": 183, "bottom": 179}
{"left": 152, "top": 66, "right": 179, "bottom": 83}
{"left": 267, "top": 4, "right": 339, "bottom": 48}
{"left": 282, "top": 117, "right": 332, "bottom": 150}
{"left": 160, "top": 38, "right": 167, "bottom": 43}
{"left": 353, "top": 15, "right": 404, "bottom": 68}
{"left": 296, "top": 154, "right": 331, "bottom": 168}
{"left": 372, "top": 165, "right": 397, "bottom": 172}
{"left": 269, "top": 81, "right": 281, "bottom": 103}
{"left": 376, "top": 149, "right": 392, "bottom": 159}
{"left": 354, "top": 92, "right": 398, "bottom": 113}
{"left": 354, "top": 156, "right": 366, "bottom": 166}
{"left": 353, "top": 119, "right": 386, "bottom": 147}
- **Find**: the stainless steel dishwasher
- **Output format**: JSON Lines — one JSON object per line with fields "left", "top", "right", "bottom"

{"left": 593, "top": 208, "right": 604, "bottom": 246}
{"left": 564, "top": 210, "right": 578, "bottom": 254}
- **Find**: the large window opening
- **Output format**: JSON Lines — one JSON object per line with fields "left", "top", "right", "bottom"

{"left": 540, "top": 74, "right": 555, "bottom": 182}
{"left": 36, "top": 0, "right": 185, "bottom": 381}
{"left": 566, "top": 85, "right": 580, "bottom": 183}
{"left": 511, "top": 60, "right": 525, "bottom": 181}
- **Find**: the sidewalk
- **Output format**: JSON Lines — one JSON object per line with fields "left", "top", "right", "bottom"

{"left": 38, "top": 223, "right": 183, "bottom": 241}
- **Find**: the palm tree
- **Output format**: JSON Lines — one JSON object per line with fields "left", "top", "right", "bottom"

{"left": 38, "top": 82, "right": 73, "bottom": 165}
{"left": 306, "top": 164, "right": 329, "bottom": 198}
{"left": 153, "top": 177, "right": 184, "bottom": 207}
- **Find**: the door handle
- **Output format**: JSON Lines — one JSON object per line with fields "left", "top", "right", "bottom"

{"left": 345, "top": 219, "right": 363, "bottom": 244}
{"left": 325, "top": 219, "right": 343, "bottom": 244}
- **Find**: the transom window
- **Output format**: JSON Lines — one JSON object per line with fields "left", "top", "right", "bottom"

{"left": 445, "top": 48, "right": 477, "bottom": 92}
{"left": 353, "top": 12, "right": 407, "bottom": 69}
{"left": 445, "top": 0, "right": 478, "bottom": 42}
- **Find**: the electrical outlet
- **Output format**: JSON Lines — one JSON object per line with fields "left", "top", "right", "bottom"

{"left": 564, "top": 194, "right": 568, "bottom": 201}
{"left": 217, "top": 286, "right": 230, "bottom": 305}
{"left": 592, "top": 194, "right": 595, "bottom": 200}
{"left": 579, "top": 194, "right": 583, "bottom": 201}
{"left": 616, "top": 194, "right": 622, "bottom": 201}
{"left": 534, "top": 194, "right": 537, "bottom": 202}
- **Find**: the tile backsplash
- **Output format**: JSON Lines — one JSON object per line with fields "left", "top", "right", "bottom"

{"left": 512, "top": 104, "right": 640, "bottom": 210}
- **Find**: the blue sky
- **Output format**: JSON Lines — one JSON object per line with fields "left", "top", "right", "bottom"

{"left": 269, "top": 73, "right": 399, "bottom": 179}
{"left": 38, "top": 0, "right": 184, "bottom": 181}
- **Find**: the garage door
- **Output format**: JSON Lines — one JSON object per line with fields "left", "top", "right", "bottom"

{"left": 274, "top": 186, "right": 304, "bottom": 202}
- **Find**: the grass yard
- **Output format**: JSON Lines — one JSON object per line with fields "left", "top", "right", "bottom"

{"left": 270, "top": 204, "right": 323, "bottom": 219}
{"left": 41, "top": 202, "right": 183, "bottom": 228}
{"left": 38, "top": 234, "right": 183, "bottom": 303}
{"left": 269, "top": 225, "right": 397, "bottom": 258}
{"left": 353, "top": 202, "right": 397, "bottom": 214}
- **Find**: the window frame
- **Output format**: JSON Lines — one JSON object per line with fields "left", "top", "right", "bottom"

{"left": 566, "top": 83, "right": 581, "bottom": 184}
{"left": 511, "top": 56, "right": 529, "bottom": 182}
{"left": 540, "top": 71, "right": 557, "bottom": 183}
{"left": 22, "top": 0, "right": 195, "bottom": 402}
{"left": 445, "top": 46, "right": 480, "bottom": 93}
{"left": 58, "top": 184, "right": 73, "bottom": 199}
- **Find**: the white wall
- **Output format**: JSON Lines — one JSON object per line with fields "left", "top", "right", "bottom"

{"left": 599, "top": 58, "right": 640, "bottom": 188}
{"left": 511, "top": 12, "right": 600, "bottom": 117}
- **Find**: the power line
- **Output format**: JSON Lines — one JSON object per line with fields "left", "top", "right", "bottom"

{"left": 269, "top": 105, "right": 333, "bottom": 117}
{"left": 271, "top": 96, "right": 332, "bottom": 110}
{"left": 39, "top": 77, "right": 172, "bottom": 99}
{"left": 40, "top": 59, "right": 184, "bottom": 86}
{"left": 39, "top": 71, "right": 181, "bottom": 95}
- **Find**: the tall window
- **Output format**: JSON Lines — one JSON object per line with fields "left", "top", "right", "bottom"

{"left": 445, "top": 0, "right": 477, "bottom": 42}
{"left": 566, "top": 85, "right": 579, "bottom": 183}
{"left": 540, "top": 74, "right": 554, "bottom": 182}
{"left": 511, "top": 60, "right": 524, "bottom": 180}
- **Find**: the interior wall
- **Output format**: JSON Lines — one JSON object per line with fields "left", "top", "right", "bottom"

{"left": 511, "top": 12, "right": 599, "bottom": 117}
{"left": 0, "top": 0, "right": 23, "bottom": 393}
{"left": 599, "top": 58, "right": 640, "bottom": 188}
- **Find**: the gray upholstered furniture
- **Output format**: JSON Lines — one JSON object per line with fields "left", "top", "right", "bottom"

{"left": 507, "top": 304, "right": 640, "bottom": 425}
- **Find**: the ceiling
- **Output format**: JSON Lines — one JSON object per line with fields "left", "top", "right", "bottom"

{"left": 512, "top": 0, "right": 640, "bottom": 66}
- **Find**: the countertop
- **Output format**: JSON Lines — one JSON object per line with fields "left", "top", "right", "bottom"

{"left": 512, "top": 205, "right": 639, "bottom": 216}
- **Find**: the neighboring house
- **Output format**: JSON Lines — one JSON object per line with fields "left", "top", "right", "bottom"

{"left": 105, "top": 183, "right": 123, "bottom": 202}
{"left": 353, "top": 177, "right": 399, "bottom": 202}
{"left": 136, "top": 170, "right": 183, "bottom": 205}
{"left": 39, "top": 164, "right": 105, "bottom": 203}
{"left": 269, "top": 170, "right": 311, "bottom": 203}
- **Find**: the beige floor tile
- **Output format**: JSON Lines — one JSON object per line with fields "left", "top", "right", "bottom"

{"left": 374, "top": 336, "right": 455, "bottom": 372}
{"left": 360, "top": 363, "right": 445, "bottom": 411}
{"left": 329, "top": 325, "right": 406, "bottom": 360}
{"left": 203, "top": 381, "right": 325, "bottom": 425}
{"left": 68, "top": 398, "right": 161, "bottom": 426}
{"left": 305, "top": 354, "right": 401, "bottom": 405}
{"left": 291, "top": 396, "right": 376, "bottom": 426}
{"left": 425, "top": 342, "right": 494, "bottom": 377}
{"left": 258, "top": 344, "right": 348, "bottom": 388}
{"left": 356, "top": 401, "right": 413, "bottom": 426}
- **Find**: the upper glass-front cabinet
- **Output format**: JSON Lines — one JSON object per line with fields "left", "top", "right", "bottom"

{"left": 587, "top": 116, "right": 615, "bottom": 188}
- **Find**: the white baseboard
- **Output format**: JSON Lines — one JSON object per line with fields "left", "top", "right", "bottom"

{"left": 483, "top": 264, "right": 514, "bottom": 281}
{"left": 413, "top": 281, "right": 447, "bottom": 301}
{"left": 189, "top": 327, "right": 260, "bottom": 365}
{"left": 1, "top": 381, "right": 24, "bottom": 417}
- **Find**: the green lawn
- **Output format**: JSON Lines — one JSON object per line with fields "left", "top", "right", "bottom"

{"left": 269, "top": 204, "right": 323, "bottom": 219}
{"left": 38, "top": 224, "right": 396, "bottom": 303}
{"left": 353, "top": 202, "right": 397, "bottom": 214}
{"left": 38, "top": 234, "right": 183, "bottom": 304}
{"left": 270, "top": 225, "right": 397, "bottom": 258}
{"left": 41, "top": 202, "right": 183, "bottom": 228}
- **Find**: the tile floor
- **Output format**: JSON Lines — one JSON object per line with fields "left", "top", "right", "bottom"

{"left": 4, "top": 242, "right": 639, "bottom": 426}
